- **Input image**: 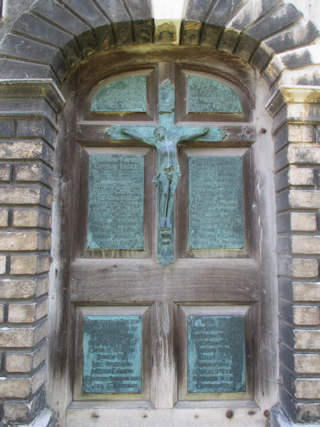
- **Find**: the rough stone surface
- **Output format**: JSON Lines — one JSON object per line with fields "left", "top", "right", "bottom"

{"left": 206, "top": 0, "right": 246, "bottom": 26}
{"left": 246, "top": 3, "right": 303, "bottom": 41}
{"left": 295, "top": 379, "right": 320, "bottom": 399}
{"left": 0, "top": 256, "right": 6, "bottom": 275}
{"left": 8, "top": 299, "right": 48, "bottom": 323}
{"left": 291, "top": 212, "right": 317, "bottom": 232}
{"left": 293, "top": 305, "right": 320, "bottom": 325}
{"left": 0, "top": 321, "right": 47, "bottom": 348}
{"left": 295, "top": 354, "right": 320, "bottom": 374}
{"left": 294, "top": 282, "right": 320, "bottom": 301}
{"left": 229, "top": 0, "right": 279, "bottom": 31}
{"left": 0, "top": 278, "right": 48, "bottom": 299}
{"left": 0, "top": 185, "right": 52, "bottom": 208}
{"left": 295, "top": 330, "right": 320, "bottom": 350}
{"left": 264, "top": 19, "right": 319, "bottom": 54}
{"left": 0, "top": 140, "right": 54, "bottom": 165}
{"left": 297, "top": 403, "right": 320, "bottom": 423}
{"left": 183, "top": 0, "right": 213, "bottom": 21}
{"left": 292, "top": 259, "right": 318, "bottom": 279}
{"left": 0, "top": 209, "right": 9, "bottom": 227}
{"left": 10, "top": 255, "right": 50, "bottom": 275}
{"left": 0, "top": 232, "right": 50, "bottom": 251}
{"left": 292, "top": 236, "right": 320, "bottom": 255}
{"left": 13, "top": 208, "right": 51, "bottom": 229}
{"left": 6, "top": 345, "right": 47, "bottom": 373}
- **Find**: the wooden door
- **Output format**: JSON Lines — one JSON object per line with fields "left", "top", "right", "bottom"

{"left": 66, "top": 63, "right": 268, "bottom": 426}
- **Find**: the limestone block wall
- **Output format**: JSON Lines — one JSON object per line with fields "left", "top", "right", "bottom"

{"left": 267, "top": 88, "right": 320, "bottom": 423}
{"left": 0, "top": 82, "right": 64, "bottom": 424}
{"left": 0, "top": 0, "right": 318, "bottom": 425}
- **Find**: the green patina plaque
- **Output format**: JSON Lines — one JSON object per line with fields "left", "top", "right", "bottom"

{"left": 187, "top": 315, "right": 246, "bottom": 393}
{"left": 83, "top": 315, "right": 143, "bottom": 394}
{"left": 91, "top": 75, "right": 147, "bottom": 113}
{"left": 87, "top": 154, "right": 144, "bottom": 250}
{"left": 189, "top": 156, "right": 244, "bottom": 250}
{"left": 187, "top": 75, "right": 242, "bottom": 114}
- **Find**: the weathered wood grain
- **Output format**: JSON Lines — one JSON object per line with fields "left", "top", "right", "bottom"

{"left": 70, "top": 258, "right": 259, "bottom": 303}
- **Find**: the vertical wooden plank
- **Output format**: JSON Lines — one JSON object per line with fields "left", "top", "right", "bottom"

{"left": 151, "top": 302, "right": 177, "bottom": 408}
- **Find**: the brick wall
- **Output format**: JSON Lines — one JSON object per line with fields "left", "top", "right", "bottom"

{"left": 0, "top": 82, "right": 64, "bottom": 424}
{"left": 268, "top": 88, "right": 320, "bottom": 423}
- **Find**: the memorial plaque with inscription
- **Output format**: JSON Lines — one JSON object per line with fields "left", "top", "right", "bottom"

{"left": 189, "top": 156, "right": 244, "bottom": 250}
{"left": 87, "top": 154, "right": 144, "bottom": 250}
{"left": 187, "top": 75, "right": 242, "bottom": 114}
{"left": 91, "top": 75, "right": 147, "bottom": 113}
{"left": 83, "top": 315, "right": 143, "bottom": 394}
{"left": 187, "top": 315, "right": 246, "bottom": 393}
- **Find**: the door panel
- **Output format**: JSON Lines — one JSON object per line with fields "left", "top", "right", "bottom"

{"left": 66, "top": 62, "right": 268, "bottom": 425}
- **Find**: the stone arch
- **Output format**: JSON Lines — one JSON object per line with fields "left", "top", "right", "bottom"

{"left": 0, "top": 0, "right": 320, "bottom": 425}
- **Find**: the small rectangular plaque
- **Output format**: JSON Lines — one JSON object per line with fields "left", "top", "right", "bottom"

{"left": 83, "top": 315, "right": 143, "bottom": 394}
{"left": 187, "top": 315, "right": 246, "bottom": 393}
{"left": 87, "top": 154, "right": 144, "bottom": 250}
{"left": 189, "top": 156, "right": 244, "bottom": 249}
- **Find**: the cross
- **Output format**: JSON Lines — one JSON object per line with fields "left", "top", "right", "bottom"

{"left": 107, "top": 80, "right": 226, "bottom": 266}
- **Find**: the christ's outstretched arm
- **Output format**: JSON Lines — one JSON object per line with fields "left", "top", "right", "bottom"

{"left": 121, "top": 128, "right": 156, "bottom": 147}
{"left": 177, "top": 127, "right": 209, "bottom": 142}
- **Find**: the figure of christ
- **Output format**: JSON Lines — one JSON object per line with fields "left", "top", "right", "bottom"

{"left": 122, "top": 126, "right": 209, "bottom": 230}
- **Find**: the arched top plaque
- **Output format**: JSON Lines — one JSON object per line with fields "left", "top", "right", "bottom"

{"left": 187, "top": 75, "right": 243, "bottom": 114}
{"left": 90, "top": 75, "right": 147, "bottom": 113}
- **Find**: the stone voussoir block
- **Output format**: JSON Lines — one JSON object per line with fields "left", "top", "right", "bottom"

{"left": 0, "top": 34, "right": 67, "bottom": 81}
{"left": 280, "top": 44, "right": 320, "bottom": 70}
{"left": 0, "top": 320, "right": 47, "bottom": 348}
{"left": 246, "top": 3, "right": 303, "bottom": 42}
{"left": 264, "top": 19, "right": 319, "bottom": 55}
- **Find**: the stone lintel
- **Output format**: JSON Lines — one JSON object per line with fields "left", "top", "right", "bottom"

{"left": 266, "top": 85, "right": 320, "bottom": 116}
{"left": 0, "top": 79, "right": 65, "bottom": 113}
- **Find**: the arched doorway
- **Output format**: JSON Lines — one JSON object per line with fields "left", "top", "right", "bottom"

{"left": 50, "top": 51, "right": 277, "bottom": 426}
{"left": 0, "top": 1, "right": 319, "bottom": 425}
